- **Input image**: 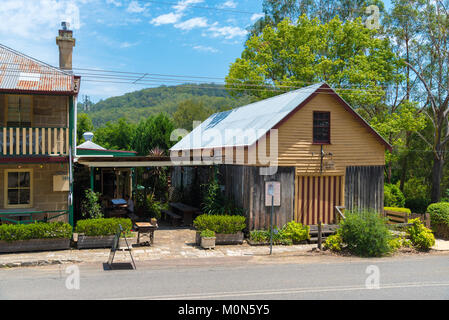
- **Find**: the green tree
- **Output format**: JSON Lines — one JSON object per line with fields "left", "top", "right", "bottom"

{"left": 132, "top": 113, "right": 175, "bottom": 155}
{"left": 227, "top": 15, "right": 401, "bottom": 118}
{"left": 173, "top": 99, "right": 214, "bottom": 131}
{"left": 76, "top": 113, "right": 94, "bottom": 144}
{"left": 94, "top": 118, "right": 136, "bottom": 151}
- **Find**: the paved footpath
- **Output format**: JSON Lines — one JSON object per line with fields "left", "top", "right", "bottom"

{"left": 1, "top": 227, "right": 449, "bottom": 268}
{"left": 0, "top": 227, "right": 317, "bottom": 268}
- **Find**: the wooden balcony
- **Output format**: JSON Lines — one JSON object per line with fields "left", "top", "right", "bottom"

{"left": 0, "top": 127, "right": 69, "bottom": 156}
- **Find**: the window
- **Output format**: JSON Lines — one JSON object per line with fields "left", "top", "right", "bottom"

{"left": 7, "top": 95, "right": 32, "bottom": 127}
{"left": 4, "top": 169, "right": 33, "bottom": 208}
{"left": 313, "top": 112, "right": 330, "bottom": 144}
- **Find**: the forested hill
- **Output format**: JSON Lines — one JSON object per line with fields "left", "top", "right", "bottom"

{"left": 81, "top": 83, "right": 256, "bottom": 128}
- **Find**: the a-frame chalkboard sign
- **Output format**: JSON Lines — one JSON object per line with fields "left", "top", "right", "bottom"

{"left": 105, "top": 224, "right": 136, "bottom": 270}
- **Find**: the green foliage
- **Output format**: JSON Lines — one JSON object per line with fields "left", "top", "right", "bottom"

{"left": 173, "top": 98, "right": 214, "bottom": 130}
{"left": 201, "top": 168, "right": 245, "bottom": 216}
{"left": 75, "top": 218, "right": 132, "bottom": 237}
{"left": 94, "top": 118, "right": 136, "bottom": 151}
{"left": 132, "top": 113, "right": 175, "bottom": 155}
{"left": 281, "top": 221, "right": 310, "bottom": 243}
{"left": 339, "top": 210, "right": 392, "bottom": 257}
{"left": 427, "top": 202, "right": 449, "bottom": 227}
{"left": 77, "top": 113, "right": 94, "bottom": 144}
{"left": 407, "top": 218, "right": 435, "bottom": 251}
{"left": 384, "top": 183, "right": 406, "bottom": 207}
{"left": 249, "top": 221, "right": 309, "bottom": 245}
{"left": 200, "top": 229, "right": 216, "bottom": 238}
{"left": 0, "top": 222, "right": 72, "bottom": 242}
{"left": 84, "top": 84, "right": 256, "bottom": 128}
{"left": 193, "top": 215, "right": 246, "bottom": 234}
{"left": 145, "top": 193, "right": 168, "bottom": 220}
{"left": 323, "top": 232, "right": 343, "bottom": 252}
{"left": 81, "top": 189, "right": 103, "bottom": 219}
{"left": 403, "top": 177, "right": 431, "bottom": 213}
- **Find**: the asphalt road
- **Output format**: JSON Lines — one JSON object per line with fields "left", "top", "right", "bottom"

{"left": 1, "top": 254, "right": 449, "bottom": 300}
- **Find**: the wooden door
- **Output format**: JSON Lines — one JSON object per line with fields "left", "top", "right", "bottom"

{"left": 295, "top": 175, "right": 343, "bottom": 225}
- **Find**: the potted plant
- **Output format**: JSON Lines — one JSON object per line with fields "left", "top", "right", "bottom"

{"left": 194, "top": 214, "right": 246, "bottom": 245}
{"left": 200, "top": 229, "right": 216, "bottom": 249}
{"left": 0, "top": 222, "right": 72, "bottom": 253}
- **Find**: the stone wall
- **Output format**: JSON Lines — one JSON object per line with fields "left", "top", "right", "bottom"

{"left": 0, "top": 94, "right": 68, "bottom": 127}
{"left": 0, "top": 163, "right": 69, "bottom": 222}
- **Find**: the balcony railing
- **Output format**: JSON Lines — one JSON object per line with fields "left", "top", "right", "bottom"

{"left": 0, "top": 127, "right": 69, "bottom": 156}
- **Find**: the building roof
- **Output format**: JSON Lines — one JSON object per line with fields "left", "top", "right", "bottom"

{"left": 0, "top": 43, "right": 77, "bottom": 95}
{"left": 171, "top": 83, "right": 392, "bottom": 152}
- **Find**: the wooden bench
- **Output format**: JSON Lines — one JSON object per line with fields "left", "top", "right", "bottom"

{"left": 161, "top": 209, "right": 182, "bottom": 226}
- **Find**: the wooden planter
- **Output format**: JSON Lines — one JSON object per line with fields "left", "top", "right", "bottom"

{"left": 77, "top": 235, "right": 116, "bottom": 249}
{"left": 200, "top": 237, "right": 216, "bottom": 250}
{"left": 77, "top": 235, "right": 135, "bottom": 249}
{"left": 0, "top": 238, "right": 70, "bottom": 253}
{"left": 196, "top": 231, "right": 244, "bottom": 245}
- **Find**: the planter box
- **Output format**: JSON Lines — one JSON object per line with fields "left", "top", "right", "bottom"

{"left": 77, "top": 235, "right": 135, "bottom": 249}
{"left": 77, "top": 235, "right": 116, "bottom": 249}
{"left": 0, "top": 238, "right": 70, "bottom": 253}
{"left": 196, "top": 231, "right": 244, "bottom": 245}
{"left": 432, "top": 224, "right": 449, "bottom": 240}
{"left": 201, "top": 237, "right": 216, "bottom": 250}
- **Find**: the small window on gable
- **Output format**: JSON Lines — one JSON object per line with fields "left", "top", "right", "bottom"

{"left": 313, "top": 111, "right": 330, "bottom": 144}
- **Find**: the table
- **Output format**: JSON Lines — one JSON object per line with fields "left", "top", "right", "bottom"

{"left": 169, "top": 203, "right": 199, "bottom": 226}
{"left": 134, "top": 222, "right": 158, "bottom": 245}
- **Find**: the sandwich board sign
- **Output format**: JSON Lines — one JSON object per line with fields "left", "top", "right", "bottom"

{"left": 106, "top": 224, "right": 136, "bottom": 270}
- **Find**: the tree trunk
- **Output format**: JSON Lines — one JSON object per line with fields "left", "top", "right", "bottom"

{"left": 399, "top": 132, "right": 411, "bottom": 191}
{"left": 431, "top": 153, "right": 444, "bottom": 203}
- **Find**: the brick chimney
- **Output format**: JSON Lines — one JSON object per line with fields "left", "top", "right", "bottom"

{"left": 56, "top": 22, "right": 76, "bottom": 70}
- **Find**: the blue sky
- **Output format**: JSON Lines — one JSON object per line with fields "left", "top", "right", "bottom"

{"left": 0, "top": 0, "right": 392, "bottom": 102}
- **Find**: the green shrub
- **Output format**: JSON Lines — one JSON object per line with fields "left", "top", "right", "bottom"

{"left": 323, "top": 232, "right": 343, "bottom": 252}
{"left": 339, "top": 210, "right": 392, "bottom": 257}
{"left": 200, "top": 229, "right": 215, "bottom": 238}
{"left": 427, "top": 202, "right": 449, "bottom": 227}
{"left": 281, "top": 221, "right": 310, "bottom": 243}
{"left": 250, "top": 230, "right": 270, "bottom": 243}
{"left": 384, "top": 183, "right": 405, "bottom": 208}
{"left": 407, "top": 218, "right": 435, "bottom": 251}
{"left": 81, "top": 189, "right": 103, "bottom": 219}
{"left": 75, "top": 218, "right": 132, "bottom": 236}
{"left": 193, "top": 215, "right": 246, "bottom": 234}
{"left": 0, "top": 222, "right": 72, "bottom": 242}
{"left": 384, "top": 207, "right": 411, "bottom": 214}
{"left": 405, "top": 198, "right": 431, "bottom": 214}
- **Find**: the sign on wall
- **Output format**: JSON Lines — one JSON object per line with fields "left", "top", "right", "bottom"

{"left": 265, "top": 181, "right": 281, "bottom": 207}
{"left": 53, "top": 175, "right": 69, "bottom": 192}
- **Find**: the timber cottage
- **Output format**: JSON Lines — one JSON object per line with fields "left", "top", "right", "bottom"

{"left": 170, "top": 83, "right": 391, "bottom": 230}
{"left": 0, "top": 25, "right": 79, "bottom": 225}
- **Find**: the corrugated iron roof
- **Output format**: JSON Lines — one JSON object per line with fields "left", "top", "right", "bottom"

{"left": 171, "top": 83, "right": 325, "bottom": 151}
{"left": 171, "top": 82, "right": 392, "bottom": 151}
{"left": 0, "top": 43, "right": 75, "bottom": 94}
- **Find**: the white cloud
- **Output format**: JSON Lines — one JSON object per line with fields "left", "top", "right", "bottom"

{"left": 250, "top": 13, "right": 264, "bottom": 22}
{"left": 106, "top": 0, "right": 122, "bottom": 7}
{"left": 208, "top": 24, "right": 248, "bottom": 39}
{"left": 175, "top": 17, "right": 208, "bottom": 30}
{"left": 0, "top": 0, "right": 82, "bottom": 40}
{"left": 193, "top": 45, "right": 218, "bottom": 53}
{"left": 173, "top": 0, "right": 204, "bottom": 13}
{"left": 151, "top": 12, "right": 183, "bottom": 26}
{"left": 127, "top": 1, "right": 146, "bottom": 13}
{"left": 218, "top": 1, "right": 237, "bottom": 9}
{"left": 120, "top": 41, "right": 139, "bottom": 48}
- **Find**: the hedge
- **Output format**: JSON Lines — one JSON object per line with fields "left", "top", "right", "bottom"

{"left": 0, "top": 222, "right": 72, "bottom": 242}
{"left": 384, "top": 207, "right": 411, "bottom": 214}
{"left": 427, "top": 202, "right": 449, "bottom": 239}
{"left": 75, "top": 218, "right": 132, "bottom": 236}
{"left": 193, "top": 215, "right": 246, "bottom": 234}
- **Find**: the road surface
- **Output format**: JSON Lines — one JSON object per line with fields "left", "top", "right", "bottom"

{"left": 1, "top": 254, "right": 449, "bottom": 300}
